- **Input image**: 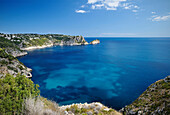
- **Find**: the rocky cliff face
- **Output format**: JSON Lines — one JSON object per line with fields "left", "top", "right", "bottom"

{"left": 4, "top": 48, "right": 28, "bottom": 57}
{"left": 120, "top": 76, "right": 170, "bottom": 115}
{"left": 0, "top": 33, "right": 89, "bottom": 49}
{"left": 54, "top": 36, "right": 88, "bottom": 46}
{"left": 0, "top": 48, "right": 32, "bottom": 78}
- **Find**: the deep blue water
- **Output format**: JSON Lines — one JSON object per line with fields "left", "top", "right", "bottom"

{"left": 18, "top": 38, "right": 170, "bottom": 110}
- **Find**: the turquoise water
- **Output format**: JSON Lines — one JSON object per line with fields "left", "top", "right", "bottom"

{"left": 18, "top": 38, "right": 170, "bottom": 109}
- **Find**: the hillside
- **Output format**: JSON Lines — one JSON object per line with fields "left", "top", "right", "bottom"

{"left": 120, "top": 76, "right": 170, "bottom": 115}
{"left": 0, "top": 33, "right": 88, "bottom": 50}
{"left": 0, "top": 48, "right": 32, "bottom": 78}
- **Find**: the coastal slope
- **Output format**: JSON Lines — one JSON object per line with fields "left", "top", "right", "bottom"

{"left": 120, "top": 76, "right": 170, "bottom": 115}
{"left": 0, "top": 33, "right": 89, "bottom": 51}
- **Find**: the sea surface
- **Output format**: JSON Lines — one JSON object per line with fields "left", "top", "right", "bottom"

{"left": 18, "top": 38, "right": 170, "bottom": 110}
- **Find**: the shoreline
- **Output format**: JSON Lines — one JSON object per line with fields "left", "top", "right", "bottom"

{"left": 21, "top": 44, "right": 54, "bottom": 50}
{"left": 20, "top": 42, "right": 89, "bottom": 51}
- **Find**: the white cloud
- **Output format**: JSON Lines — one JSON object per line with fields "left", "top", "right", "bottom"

{"left": 88, "top": 0, "right": 99, "bottom": 4}
{"left": 106, "top": 7, "right": 117, "bottom": 10}
{"left": 75, "top": 10, "right": 87, "bottom": 13}
{"left": 92, "top": 4, "right": 104, "bottom": 9}
{"left": 87, "top": 0, "right": 127, "bottom": 10}
{"left": 122, "top": 3, "right": 139, "bottom": 12}
{"left": 151, "top": 12, "right": 156, "bottom": 14}
{"left": 150, "top": 14, "right": 170, "bottom": 21}
{"left": 76, "top": 0, "right": 139, "bottom": 13}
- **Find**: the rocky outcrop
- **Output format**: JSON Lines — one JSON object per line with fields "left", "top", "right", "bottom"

{"left": 0, "top": 33, "right": 89, "bottom": 50}
{"left": 54, "top": 36, "right": 88, "bottom": 46}
{"left": 0, "top": 48, "right": 32, "bottom": 78}
{"left": 90, "top": 39, "right": 100, "bottom": 44}
{"left": 60, "top": 102, "right": 122, "bottom": 115}
{"left": 5, "top": 48, "right": 28, "bottom": 57}
{"left": 120, "top": 76, "right": 170, "bottom": 115}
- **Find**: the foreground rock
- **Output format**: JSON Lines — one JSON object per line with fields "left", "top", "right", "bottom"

{"left": 120, "top": 76, "right": 170, "bottom": 115}
{"left": 90, "top": 39, "right": 100, "bottom": 44}
{"left": 60, "top": 102, "right": 122, "bottom": 115}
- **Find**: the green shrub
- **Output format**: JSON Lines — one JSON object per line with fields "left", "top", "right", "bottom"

{"left": 0, "top": 74, "right": 40, "bottom": 114}
{"left": 0, "top": 60, "right": 8, "bottom": 65}
{"left": 7, "top": 66, "right": 18, "bottom": 72}
{"left": 0, "top": 49, "right": 15, "bottom": 61}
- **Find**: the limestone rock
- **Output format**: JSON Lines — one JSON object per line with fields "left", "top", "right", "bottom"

{"left": 90, "top": 39, "right": 100, "bottom": 44}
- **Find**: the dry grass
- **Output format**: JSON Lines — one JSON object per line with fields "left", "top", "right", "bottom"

{"left": 22, "top": 96, "right": 64, "bottom": 115}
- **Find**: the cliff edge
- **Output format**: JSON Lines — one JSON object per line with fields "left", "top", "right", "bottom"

{"left": 120, "top": 76, "right": 170, "bottom": 115}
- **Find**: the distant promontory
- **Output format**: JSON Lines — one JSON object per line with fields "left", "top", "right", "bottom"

{"left": 90, "top": 39, "right": 100, "bottom": 44}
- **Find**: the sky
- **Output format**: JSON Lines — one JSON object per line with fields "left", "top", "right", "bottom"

{"left": 0, "top": 0, "right": 170, "bottom": 37}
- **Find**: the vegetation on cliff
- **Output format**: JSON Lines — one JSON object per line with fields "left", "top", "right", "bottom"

{"left": 0, "top": 74, "right": 40, "bottom": 114}
{"left": 0, "top": 74, "right": 121, "bottom": 115}
{"left": 0, "top": 33, "right": 88, "bottom": 49}
{"left": 121, "top": 76, "right": 170, "bottom": 115}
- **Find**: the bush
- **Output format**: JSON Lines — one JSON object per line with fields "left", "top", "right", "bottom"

{"left": 0, "top": 49, "right": 15, "bottom": 61}
{"left": 0, "top": 74, "right": 40, "bottom": 114}
{"left": 22, "top": 96, "right": 62, "bottom": 115}
{"left": 0, "top": 60, "right": 8, "bottom": 65}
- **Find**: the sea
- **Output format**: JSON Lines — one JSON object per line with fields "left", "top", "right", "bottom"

{"left": 18, "top": 37, "right": 170, "bottom": 110}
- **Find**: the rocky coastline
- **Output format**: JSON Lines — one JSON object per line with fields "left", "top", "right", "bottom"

{"left": 0, "top": 33, "right": 100, "bottom": 78}
{"left": 1, "top": 33, "right": 169, "bottom": 115}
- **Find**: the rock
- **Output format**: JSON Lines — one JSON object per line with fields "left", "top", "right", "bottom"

{"left": 164, "top": 75, "right": 170, "bottom": 82}
{"left": 138, "top": 111, "right": 142, "bottom": 114}
{"left": 27, "top": 68, "right": 32, "bottom": 72}
{"left": 90, "top": 39, "right": 100, "bottom": 44}
{"left": 95, "top": 102, "right": 103, "bottom": 108}
{"left": 64, "top": 111, "right": 68, "bottom": 115}
{"left": 94, "top": 108, "right": 99, "bottom": 114}
{"left": 103, "top": 108, "right": 110, "bottom": 111}
{"left": 87, "top": 111, "right": 93, "bottom": 115}
{"left": 129, "top": 110, "right": 136, "bottom": 114}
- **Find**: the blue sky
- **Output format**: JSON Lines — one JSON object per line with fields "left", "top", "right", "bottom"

{"left": 0, "top": 0, "right": 170, "bottom": 37}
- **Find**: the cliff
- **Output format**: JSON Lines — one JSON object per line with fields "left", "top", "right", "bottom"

{"left": 120, "top": 76, "right": 170, "bottom": 115}
{"left": 0, "top": 37, "right": 31, "bottom": 77}
{"left": 0, "top": 48, "right": 32, "bottom": 78}
{"left": 0, "top": 33, "right": 89, "bottom": 51}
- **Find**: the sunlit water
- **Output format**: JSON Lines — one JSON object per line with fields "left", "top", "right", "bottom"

{"left": 18, "top": 38, "right": 170, "bottom": 109}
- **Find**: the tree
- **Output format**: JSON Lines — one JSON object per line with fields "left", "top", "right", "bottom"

{"left": 0, "top": 74, "right": 40, "bottom": 114}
